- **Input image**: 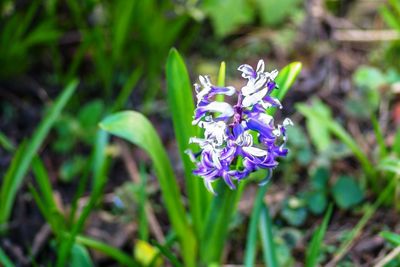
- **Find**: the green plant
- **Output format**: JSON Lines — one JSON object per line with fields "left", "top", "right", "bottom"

{"left": 0, "top": 0, "right": 60, "bottom": 78}
{"left": 0, "top": 80, "right": 78, "bottom": 228}
{"left": 100, "top": 49, "right": 302, "bottom": 265}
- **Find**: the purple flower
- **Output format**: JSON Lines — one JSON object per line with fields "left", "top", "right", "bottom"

{"left": 186, "top": 60, "right": 292, "bottom": 193}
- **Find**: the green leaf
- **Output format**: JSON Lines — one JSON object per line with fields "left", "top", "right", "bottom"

{"left": 306, "top": 191, "right": 327, "bottom": 215}
{"left": 0, "top": 248, "right": 15, "bottom": 267}
{"left": 379, "top": 6, "right": 400, "bottom": 31}
{"left": 353, "top": 66, "right": 384, "bottom": 111}
{"left": 166, "top": 48, "right": 208, "bottom": 239}
{"left": 297, "top": 101, "right": 376, "bottom": 188}
{"left": 100, "top": 111, "right": 196, "bottom": 267}
{"left": 272, "top": 62, "right": 302, "bottom": 101}
{"left": 305, "top": 99, "right": 332, "bottom": 153}
{"left": 332, "top": 176, "right": 364, "bottom": 209}
{"left": 305, "top": 204, "right": 333, "bottom": 267}
{"left": 333, "top": 179, "right": 396, "bottom": 263}
{"left": 353, "top": 66, "right": 386, "bottom": 90}
{"left": 201, "top": 181, "right": 242, "bottom": 264}
{"left": 381, "top": 231, "right": 400, "bottom": 246}
{"left": 202, "top": 0, "right": 254, "bottom": 37}
{"left": 77, "top": 100, "right": 104, "bottom": 129}
{"left": 310, "top": 167, "right": 330, "bottom": 191}
{"left": 371, "top": 113, "right": 388, "bottom": 158}
{"left": 256, "top": 0, "right": 300, "bottom": 26}
{"left": 70, "top": 244, "right": 94, "bottom": 267}
{"left": 32, "top": 157, "right": 65, "bottom": 234}
{"left": 216, "top": 61, "right": 226, "bottom": 102}
{"left": 152, "top": 241, "right": 183, "bottom": 267}
{"left": 0, "top": 131, "right": 14, "bottom": 151}
{"left": 74, "top": 235, "right": 138, "bottom": 267}
{"left": 0, "top": 80, "right": 78, "bottom": 226}
{"left": 377, "top": 157, "right": 400, "bottom": 175}
{"left": 281, "top": 198, "right": 308, "bottom": 226}
{"left": 59, "top": 155, "right": 87, "bottom": 182}
{"left": 0, "top": 247, "right": 14, "bottom": 267}
{"left": 56, "top": 130, "right": 110, "bottom": 267}
{"left": 111, "top": 0, "right": 136, "bottom": 63}
{"left": 393, "top": 127, "right": 400, "bottom": 157}
{"left": 111, "top": 68, "right": 142, "bottom": 113}
{"left": 259, "top": 204, "right": 279, "bottom": 267}
{"left": 244, "top": 185, "right": 269, "bottom": 267}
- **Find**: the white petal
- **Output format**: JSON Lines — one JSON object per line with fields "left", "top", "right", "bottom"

{"left": 268, "top": 70, "right": 279, "bottom": 80}
{"left": 212, "top": 152, "right": 222, "bottom": 169}
{"left": 204, "top": 180, "right": 216, "bottom": 195}
{"left": 242, "top": 88, "right": 269, "bottom": 107}
{"left": 283, "top": 118, "right": 293, "bottom": 126}
{"left": 224, "top": 86, "right": 236, "bottom": 96}
{"left": 256, "top": 60, "right": 265, "bottom": 73}
{"left": 241, "top": 82, "right": 257, "bottom": 96}
{"left": 204, "top": 101, "right": 234, "bottom": 117}
{"left": 253, "top": 73, "right": 267, "bottom": 89}
{"left": 257, "top": 113, "right": 274, "bottom": 124}
{"left": 243, "top": 146, "right": 268, "bottom": 157}
{"left": 185, "top": 149, "right": 196, "bottom": 162}
{"left": 199, "top": 75, "right": 211, "bottom": 86}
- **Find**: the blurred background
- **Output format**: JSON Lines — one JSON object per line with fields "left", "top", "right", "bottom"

{"left": 1, "top": 0, "right": 400, "bottom": 266}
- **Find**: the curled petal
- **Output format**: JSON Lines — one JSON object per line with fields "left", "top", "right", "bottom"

{"left": 242, "top": 146, "right": 268, "bottom": 157}
{"left": 242, "top": 87, "right": 269, "bottom": 107}
{"left": 256, "top": 60, "right": 265, "bottom": 73}
{"left": 204, "top": 179, "right": 216, "bottom": 195}
{"left": 267, "top": 69, "right": 279, "bottom": 80}
{"left": 223, "top": 173, "right": 236, "bottom": 189}
{"left": 238, "top": 64, "right": 256, "bottom": 79}
{"left": 194, "top": 101, "right": 234, "bottom": 122}
{"left": 211, "top": 86, "right": 236, "bottom": 96}
{"left": 247, "top": 117, "right": 276, "bottom": 139}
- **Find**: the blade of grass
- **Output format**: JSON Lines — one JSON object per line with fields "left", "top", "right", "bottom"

{"left": 100, "top": 111, "right": 196, "bottom": 267}
{"left": 244, "top": 184, "right": 269, "bottom": 266}
{"left": 268, "top": 62, "right": 302, "bottom": 118}
{"left": 305, "top": 204, "right": 333, "bottom": 267}
{"left": 0, "top": 131, "right": 14, "bottom": 151}
{"left": 138, "top": 164, "right": 149, "bottom": 241}
{"left": 326, "top": 177, "right": 396, "bottom": 267}
{"left": 215, "top": 61, "right": 226, "bottom": 102}
{"left": 0, "top": 142, "right": 26, "bottom": 233}
{"left": 28, "top": 184, "right": 54, "bottom": 230}
{"left": 0, "top": 80, "right": 78, "bottom": 226}
{"left": 166, "top": 48, "right": 207, "bottom": 241}
{"left": 393, "top": 127, "right": 400, "bottom": 157}
{"left": 259, "top": 203, "right": 278, "bottom": 267}
{"left": 74, "top": 234, "right": 138, "bottom": 267}
{"left": 381, "top": 231, "right": 400, "bottom": 245}
{"left": 149, "top": 232, "right": 178, "bottom": 267}
{"left": 371, "top": 113, "right": 388, "bottom": 158}
{"left": 31, "top": 157, "right": 66, "bottom": 235}
{"left": 111, "top": 68, "right": 142, "bottom": 113}
{"left": 152, "top": 240, "right": 184, "bottom": 267}
{"left": 56, "top": 130, "right": 110, "bottom": 267}
{"left": 0, "top": 247, "right": 14, "bottom": 267}
{"left": 201, "top": 181, "right": 242, "bottom": 264}
{"left": 111, "top": 0, "right": 136, "bottom": 64}
{"left": 297, "top": 103, "right": 376, "bottom": 187}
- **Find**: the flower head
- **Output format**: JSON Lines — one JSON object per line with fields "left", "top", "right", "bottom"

{"left": 186, "top": 60, "right": 292, "bottom": 194}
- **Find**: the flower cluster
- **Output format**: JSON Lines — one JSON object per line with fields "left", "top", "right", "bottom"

{"left": 186, "top": 60, "right": 292, "bottom": 194}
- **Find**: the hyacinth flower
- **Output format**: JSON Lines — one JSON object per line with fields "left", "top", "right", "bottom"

{"left": 186, "top": 60, "right": 292, "bottom": 193}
